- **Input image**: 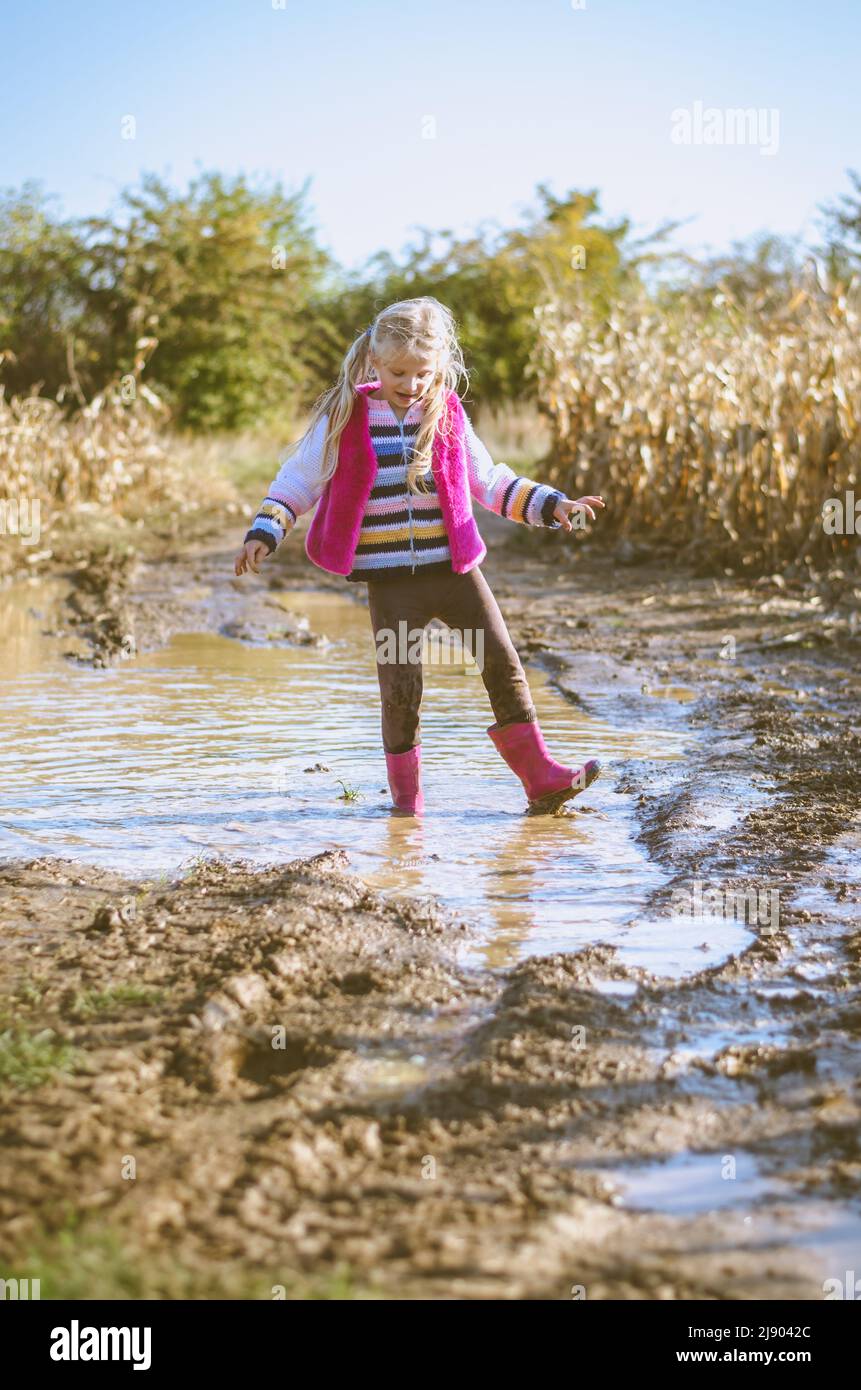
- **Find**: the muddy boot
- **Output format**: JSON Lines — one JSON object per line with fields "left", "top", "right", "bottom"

{"left": 487, "top": 720, "right": 601, "bottom": 815}
{"left": 385, "top": 746, "right": 424, "bottom": 816}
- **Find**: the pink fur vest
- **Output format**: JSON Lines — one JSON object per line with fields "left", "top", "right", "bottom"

{"left": 304, "top": 381, "right": 487, "bottom": 577}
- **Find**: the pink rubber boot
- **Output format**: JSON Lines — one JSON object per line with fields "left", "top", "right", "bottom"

{"left": 384, "top": 746, "right": 425, "bottom": 815}
{"left": 487, "top": 720, "right": 601, "bottom": 815}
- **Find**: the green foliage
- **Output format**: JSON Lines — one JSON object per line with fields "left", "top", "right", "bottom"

{"left": 820, "top": 167, "right": 861, "bottom": 279}
{"left": 310, "top": 186, "right": 637, "bottom": 423}
{"left": 0, "top": 1027, "right": 79, "bottom": 1090}
{"left": 0, "top": 183, "right": 90, "bottom": 400}
{"left": 69, "top": 985, "right": 164, "bottom": 1018}
{"left": 1, "top": 171, "right": 333, "bottom": 431}
{"left": 79, "top": 171, "right": 333, "bottom": 429}
{"left": 18, "top": 1216, "right": 379, "bottom": 1299}
{"left": 3, "top": 169, "right": 861, "bottom": 443}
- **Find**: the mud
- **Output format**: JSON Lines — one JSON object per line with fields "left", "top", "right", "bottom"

{"left": 1, "top": 518, "right": 859, "bottom": 1299}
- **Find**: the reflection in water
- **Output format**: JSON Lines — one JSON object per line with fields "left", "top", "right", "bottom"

{"left": 1, "top": 582, "right": 690, "bottom": 964}
{"left": 600, "top": 1149, "right": 861, "bottom": 1295}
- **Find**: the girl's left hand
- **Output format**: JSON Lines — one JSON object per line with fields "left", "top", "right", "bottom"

{"left": 553, "top": 495, "right": 606, "bottom": 532}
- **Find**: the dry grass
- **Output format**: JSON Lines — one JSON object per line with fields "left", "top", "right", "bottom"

{"left": 474, "top": 402, "right": 552, "bottom": 473}
{"left": 0, "top": 349, "right": 183, "bottom": 513}
{"left": 532, "top": 274, "right": 861, "bottom": 571}
{"left": 0, "top": 350, "right": 252, "bottom": 573}
{"left": 171, "top": 425, "right": 297, "bottom": 503}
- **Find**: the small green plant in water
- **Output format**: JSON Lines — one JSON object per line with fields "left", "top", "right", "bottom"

{"left": 180, "top": 853, "right": 216, "bottom": 881}
{"left": 335, "top": 780, "right": 361, "bottom": 802}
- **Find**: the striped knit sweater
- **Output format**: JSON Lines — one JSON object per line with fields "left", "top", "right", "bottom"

{"left": 246, "top": 388, "right": 565, "bottom": 580}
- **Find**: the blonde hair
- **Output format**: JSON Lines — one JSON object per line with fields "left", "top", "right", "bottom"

{"left": 285, "top": 297, "right": 468, "bottom": 494}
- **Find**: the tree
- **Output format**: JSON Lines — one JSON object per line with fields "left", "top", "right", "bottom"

{"left": 307, "top": 186, "right": 637, "bottom": 423}
{"left": 79, "top": 171, "right": 333, "bottom": 429}
{"left": 820, "top": 169, "right": 861, "bottom": 280}
{"left": 0, "top": 184, "right": 90, "bottom": 400}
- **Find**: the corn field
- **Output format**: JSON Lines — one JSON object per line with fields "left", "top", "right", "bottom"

{"left": 532, "top": 276, "right": 861, "bottom": 570}
{"left": 0, "top": 343, "right": 185, "bottom": 514}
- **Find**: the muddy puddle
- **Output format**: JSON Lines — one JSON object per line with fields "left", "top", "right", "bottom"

{"left": 1, "top": 582, "right": 690, "bottom": 972}
{"left": 594, "top": 1151, "right": 861, "bottom": 1296}
{"left": 2, "top": 553, "right": 859, "bottom": 1300}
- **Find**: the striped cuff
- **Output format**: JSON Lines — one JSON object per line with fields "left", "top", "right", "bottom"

{"left": 244, "top": 527, "right": 278, "bottom": 553}
{"left": 244, "top": 498, "right": 297, "bottom": 552}
{"left": 500, "top": 478, "right": 565, "bottom": 527}
{"left": 539, "top": 489, "right": 565, "bottom": 528}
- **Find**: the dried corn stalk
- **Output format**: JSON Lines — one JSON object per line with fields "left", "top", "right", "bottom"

{"left": 532, "top": 278, "right": 861, "bottom": 569}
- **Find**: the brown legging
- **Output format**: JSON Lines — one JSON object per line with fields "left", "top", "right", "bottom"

{"left": 366, "top": 566, "right": 536, "bottom": 754}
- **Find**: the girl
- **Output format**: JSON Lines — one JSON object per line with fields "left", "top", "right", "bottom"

{"left": 234, "top": 297, "right": 604, "bottom": 817}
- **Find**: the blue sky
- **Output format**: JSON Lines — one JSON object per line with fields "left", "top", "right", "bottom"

{"left": 3, "top": 0, "right": 858, "bottom": 270}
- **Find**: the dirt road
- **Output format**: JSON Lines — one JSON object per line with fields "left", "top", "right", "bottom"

{"left": 1, "top": 517, "right": 859, "bottom": 1299}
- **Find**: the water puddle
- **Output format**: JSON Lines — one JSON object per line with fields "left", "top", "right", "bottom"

{"left": 640, "top": 683, "right": 699, "bottom": 702}
{"left": 597, "top": 1150, "right": 861, "bottom": 1290}
{"left": 1, "top": 581, "right": 709, "bottom": 968}
{"left": 606, "top": 912, "right": 754, "bottom": 980}
{"left": 792, "top": 828, "right": 861, "bottom": 927}
{"left": 612, "top": 1151, "right": 767, "bottom": 1214}
{"left": 4, "top": 573, "right": 858, "bottom": 1296}
{"left": 0, "top": 574, "right": 81, "bottom": 672}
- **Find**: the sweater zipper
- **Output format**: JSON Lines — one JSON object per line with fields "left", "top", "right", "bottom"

{"left": 396, "top": 411, "right": 415, "bottom": 574}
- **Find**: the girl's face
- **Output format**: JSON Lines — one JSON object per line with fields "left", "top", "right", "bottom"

{"left": 372, "top": 349, "right": 438, "bottom": 410}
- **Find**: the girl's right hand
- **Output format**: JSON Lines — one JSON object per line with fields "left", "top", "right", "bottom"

{"left": 234, "top": 540, "right": 270, "bottom": 575}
